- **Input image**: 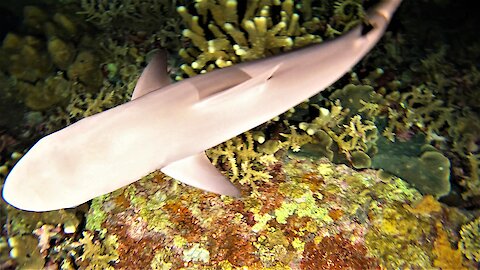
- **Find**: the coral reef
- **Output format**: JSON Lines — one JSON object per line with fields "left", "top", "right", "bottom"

{"left": 81, "top": 140, "right": 475, "bottom": 268}
{"left": 0, "top": 0, "right": 479, "bottom": 269}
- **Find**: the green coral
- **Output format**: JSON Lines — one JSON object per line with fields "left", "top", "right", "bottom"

{"left": 7, "top": 207, "right": 80, "bottom": 236}
{"left": 350, "top": 150, "right": 372, "bottom": 169}
{"left": 371, "top": 135, "right": 451, "bottom": 197}
{"left": 459, "top": 217, "right": 480, "bottom": 262}
{"left": 67, "top": 51, "right": 103, "bottom": 90}
{"left": 150, "top": 249, "right": 174, "bottom": 270}
{"left": 274, "top": 191, "right": 331, "bottom": 225}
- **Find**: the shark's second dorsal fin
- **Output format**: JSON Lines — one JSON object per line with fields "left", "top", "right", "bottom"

{"left": 132, "top": 51, "right": 171, "bottom": 100}
{"left": 160, "top": 153, "right": 240, "bottom": 197}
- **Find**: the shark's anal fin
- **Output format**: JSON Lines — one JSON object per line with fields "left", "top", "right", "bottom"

{"left": 132, "top": 50, "right": 171, "bottom": 100}
{"left": 194, "top": 64, "right": 281, "bottom": 107}
{"left": 160, "top": 153, "right": 241, "bottom": 197}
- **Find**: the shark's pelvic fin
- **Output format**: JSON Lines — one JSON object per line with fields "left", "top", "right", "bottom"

{"left": 160, "top": 153, "right": 240, "bottom": 197}
{"left": 194, "top": 64, "right": 280, "bottom": 107}
{"left": 132, "top": 50, "right": 171, "bottom": 100}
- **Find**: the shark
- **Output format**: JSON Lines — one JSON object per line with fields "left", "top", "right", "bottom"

{"left": 2, "top": 0, "right": 402, "bottom": 211}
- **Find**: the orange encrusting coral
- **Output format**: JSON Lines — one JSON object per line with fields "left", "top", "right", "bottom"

{"left": 433, "top": 221, "right": 467, "bottom": 270}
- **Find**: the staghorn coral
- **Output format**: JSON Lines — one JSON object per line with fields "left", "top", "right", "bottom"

{"left": 295, "top": 84, "right": 380, "bottom": 166}
{"left": 207, "top": 132, "right": 274, "bottom": 195}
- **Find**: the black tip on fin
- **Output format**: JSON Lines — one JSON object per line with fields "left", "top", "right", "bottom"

{"left": 361, "top": 22, "right": 374, "bottom": 36}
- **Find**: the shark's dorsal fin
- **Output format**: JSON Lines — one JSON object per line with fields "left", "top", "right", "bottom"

{"left": 160, "top": 152, "right": 240, "bottom": 197}
{"left": 132, "top": 51, "right": 171, "bottom": 100}
{"left": 194, "top": 64, "right": 280, "bottom": 107}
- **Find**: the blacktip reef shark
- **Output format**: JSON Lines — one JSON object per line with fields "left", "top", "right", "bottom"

{"left": 2, "top": 0, "right": 402, "bottom": 211}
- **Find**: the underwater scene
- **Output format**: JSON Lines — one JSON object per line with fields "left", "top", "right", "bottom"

{"left": 0, "top": 0, "right": 479, "bottom": 269}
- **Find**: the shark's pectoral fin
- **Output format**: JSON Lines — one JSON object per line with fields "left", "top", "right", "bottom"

{"left": 132, "top": 50, "right": 171, "bottom": 100}
{"left": 160, "top": 152, "right": 240, "bottom": 197}
{"left": 194, "top": 64, "right": 281, "bottom": 107}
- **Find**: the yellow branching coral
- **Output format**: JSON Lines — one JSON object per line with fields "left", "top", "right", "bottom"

{"left": 332, "top": 115, "right": 377, "bottom": 154}
{"left": 382, "top": 85, "right": 452, "bottom": 142}
{"left": 297, "top": 98, "right": 376, "bottom": 158}
{"left": 207, "top": 132, "right": 274, "bottom": 194}
{"left": 459, "top": 217, "right": 480, "bottom": 262}
{"left": 178, "top": 0, "right": 358, "bottom": 77}
{"left": 280, "top": 125, "right": 314, "bottom": 152}
{"left": 79, "top": 230, "right": 119, "bottom": 270}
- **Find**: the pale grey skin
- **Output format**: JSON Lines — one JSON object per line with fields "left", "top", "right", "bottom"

{"left": 2, "top": 0, "right": 402, "bottom": 211}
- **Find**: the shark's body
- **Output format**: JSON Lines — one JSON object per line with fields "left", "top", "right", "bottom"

{"left": 3, "top": 0, "right": 402, "bottom": 211}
